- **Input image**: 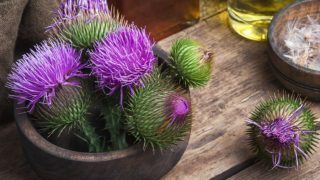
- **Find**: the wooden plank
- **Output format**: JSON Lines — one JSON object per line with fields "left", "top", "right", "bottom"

{"left": 158, "top": 12, "right": 320, "bottom": 179}
{"left": 200, "top": 0, "right": 226, "bottom": 19}
{"left": 229, "top": 145, "right": 320, "bottom": 180}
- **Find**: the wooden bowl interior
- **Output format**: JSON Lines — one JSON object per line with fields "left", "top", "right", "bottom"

{"left": 269, "top": 0, "right": 320, "bottom": 73}
{"left": 16, "top": 108, "right": 142, "bottom": 162}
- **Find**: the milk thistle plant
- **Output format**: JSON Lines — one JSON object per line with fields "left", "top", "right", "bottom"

{"left": 7, "top": 0, "right": 213, "bottom": 153}
{"left": 246, "top": 95, "right": 318, "bottom": 169}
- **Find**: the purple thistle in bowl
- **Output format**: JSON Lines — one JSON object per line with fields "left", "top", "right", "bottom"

{"left": 246, "top": 95, "right": 318, "bottom": 169}
{"left": 49, "top": 0, "right": 109, "bottom": 30}
{"left": 126, "top": 71, "right": 191, "bottom": 150}
{"left": 163, "top": 95, "right": 190, "bottom": 127}
{"left": 48, "top": 0, "right": 126, "bottom": 49}
{"left": 7, "top": 41, "right": 86, "bottom": 112}
{"left": 91, "top": 26, "right": 156, "bottom": 105}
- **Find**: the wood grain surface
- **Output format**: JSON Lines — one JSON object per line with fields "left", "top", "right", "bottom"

{"left": 158, "top": 11, "right": 320, "bottom": 179}
{"left": 229, "top": 145, "right": 320, "bottom": 180}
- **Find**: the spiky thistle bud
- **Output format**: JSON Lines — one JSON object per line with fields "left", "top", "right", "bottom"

{"left": 91, "top": 26, "right": 156, "bottom": 105}
{"left": 126, "top": 72, "right": 191, "bottom": 150}
{"left": 169, "top": 38, "right": 213, "bottom": 87}
{"left": 7, "top": 41, "right": 86, "bottom": 112}
{"left": 48, "top": 0, "right": 126, "bottom": 49}
{"left": 34, "top": 81, "right": 104, "bottom": 152}
{"left": 246, "top": 95, "right": 318, "bottom": 169}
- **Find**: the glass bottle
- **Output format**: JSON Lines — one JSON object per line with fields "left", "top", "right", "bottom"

{"left": 228, "top": 0, "right": 294, "bottom": 41}
{"left": 109, "top": 0, "right": 200, "bottom": 41}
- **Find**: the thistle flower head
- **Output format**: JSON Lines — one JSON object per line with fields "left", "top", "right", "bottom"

{"left": 169, "top": 38, "right": 213, "bottom": 87}
{"left": 166, "top": 95, "right": 190, "bottom": 125}
{"left": 7, "top": 41, "right": 86, "bottom": 112}
{"left": 126, "top": 72, "right": 191, "bottom": 150}
{"left": 246, "top": 95, "right": 318, "bottom": 169}
{"left": 49, "top": 0, "right": 109, "bottom": 30}
{"left": 91, "top": 26, "right": 156, "bottom": 104}
{"left": 48, "top": 0, "right": 126, "bottom": 49}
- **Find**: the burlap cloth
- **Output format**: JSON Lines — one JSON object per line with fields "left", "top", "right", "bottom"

{"left": 0, "top": 0, "right": 62, "bottom": 124}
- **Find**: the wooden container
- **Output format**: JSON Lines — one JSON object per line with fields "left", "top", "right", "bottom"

{"left": 268, "top": 0, "right": 320, "bottom": 100}
{"left": 108, "top": 0, "right": 200, "bottom": 41}
{"left": 15, "top": 47, "right": 190, "bottom": 180}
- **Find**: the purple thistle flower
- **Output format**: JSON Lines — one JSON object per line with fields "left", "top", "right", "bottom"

{"left": 159, "top": 95, "right": 190, "bottom": 131}
{"left": 7, "top": 41, "right": 86, "bottom": 112}
{"left": 47, "top": 0, "right": 109, "bottom": 30}
{"left": 167, "top": 95, "right": 190, "bottom": 126}
{"left": 91, "top": 26, "right": 156, "bottom": 105}
{"left": 246, "top": 105, "right": 314, "bottom": 169}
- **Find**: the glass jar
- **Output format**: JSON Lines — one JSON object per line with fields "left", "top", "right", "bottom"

{"left": 109, "top": 0, "right": 200, "bottom": 41}
{"left": 228, "top": 0, "right": 294, "bottom": 41}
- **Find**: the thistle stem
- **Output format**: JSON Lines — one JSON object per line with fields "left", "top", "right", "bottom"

{"left": 78, "top": 119, "right": 104, "bottom": 153}
{"left": 103, "top": 106, "right": 128, "bottom": 150}
{"left": 108, "top": 120, "right": 128, "bottom": 150}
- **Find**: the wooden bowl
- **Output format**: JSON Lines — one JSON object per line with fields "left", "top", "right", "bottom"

{"left": 14, "top": 47, "right": 190, "bottom": 180}
{"left": 268, "top": 0, "right": 320, "bottom": 100}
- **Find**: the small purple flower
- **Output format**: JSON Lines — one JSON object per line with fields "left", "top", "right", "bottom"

{"left": 159, "top": 95, "right": 190, "bottom": 131}
{"left": 48, "top": 0, "right": 109, "bottom": 30}
{"left": 7, "top": 41, "right": 86, "bottom": 112}
{"left": 91, "top": 26, "right": 156, "bottom": 105}
{"left": 246, "top": 105, "right": 313, "bottom": 169}
{"left": 168, "top": 96, "right": 189, "bottom": 125}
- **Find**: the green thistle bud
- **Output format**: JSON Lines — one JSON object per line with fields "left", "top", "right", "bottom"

{"left": 169, "top": 38, "right": 213, "bottom": 87}
{"left": 246, "top": 95, "right": 318, "bottom": 168}
{"left": 34, "top": 80, "right": 104, "bottom": 153}
{"left": 126, "top": 72, "right": 191, "bottom": 150}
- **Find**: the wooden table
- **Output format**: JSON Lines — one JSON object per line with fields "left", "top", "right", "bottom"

{"left": 2, "top": 5, "right": 320, "bottom": 180}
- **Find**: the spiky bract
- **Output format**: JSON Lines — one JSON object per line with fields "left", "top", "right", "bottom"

{"left": 34, "top": 80, "right": 104, "bottom": 152}
{"left": 48, "top": 0, "right": 126, "bottom": 49}
{"left": 91, "top": 26, "right": 156, "bottom": 104}
{"left": 126, "top": 72, "right": 191, "bottom": 150}
{"left": 7, "top": 41, "right": 85, "bottom": 112}
{"left": 246, "top": 95, "right": 318, "bottom": 169}
{"left": 169, "top": 38, "right": 213, "bottom": 87}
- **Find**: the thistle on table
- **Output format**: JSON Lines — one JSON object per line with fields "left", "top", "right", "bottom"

{"left": 246, "top": 95, "right": 318, "bottom": 169}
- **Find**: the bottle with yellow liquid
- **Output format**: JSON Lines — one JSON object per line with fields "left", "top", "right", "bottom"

{"left": 228, "top": 0, "right": 294, "bottom": 41}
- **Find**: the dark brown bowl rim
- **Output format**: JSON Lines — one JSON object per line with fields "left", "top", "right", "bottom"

{"left": 15, "top": 104, "right": 145, "bottom": 162}
{"left": 268, "top": 0, "right": 320, "bottom": 75}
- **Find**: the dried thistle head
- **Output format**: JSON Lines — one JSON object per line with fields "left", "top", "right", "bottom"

{"left": 6, "top": 41, "right": 86, "bottom": 112}
{"left": 169, "top": 38, "right": 213, "bottom": 88}
{"left": 48, "top": 0, "right": 126, "bottom": 49}
{"left": 126, "top": 71, "right": 191, "bottom": 150}
{"left": 246, "top": 95, "right": 318, "bottom": 169}
{"left": 284, "top": 15, "right": 320, "bottom": 70}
